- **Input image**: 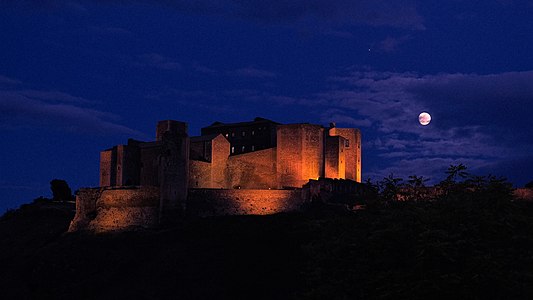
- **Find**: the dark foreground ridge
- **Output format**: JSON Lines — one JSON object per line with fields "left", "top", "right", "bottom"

{"left": 2, "top": 196, "right": 533, "bottom": 299}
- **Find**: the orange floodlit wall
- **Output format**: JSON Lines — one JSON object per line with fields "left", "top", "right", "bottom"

{"left": 187, "top": 188, "right": 303, "bottom": 217}
{"left": 328, "top": 127, "right": 362, "bottom": 182}
{"left": 276, "top": 124, "right": 324, "bottom": 188}
{"left": 226, "top": 148, "right": 277, "bottom": 189}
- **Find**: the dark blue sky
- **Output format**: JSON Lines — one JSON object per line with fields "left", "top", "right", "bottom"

{"left": 1, "top": 1, "right": 533, "bottom": 212}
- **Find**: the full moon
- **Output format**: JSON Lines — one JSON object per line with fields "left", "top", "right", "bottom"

{"left": 419, "top": 112, "right": 431, "bottom": 126}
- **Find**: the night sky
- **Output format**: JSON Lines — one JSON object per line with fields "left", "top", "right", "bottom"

{"left": 1, "top": 1, "right": 533, "bottom": 212}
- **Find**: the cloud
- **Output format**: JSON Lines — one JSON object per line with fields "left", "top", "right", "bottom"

{"left": 0, "top": 82, "right": 145, "bottom": 138}
{"left": 320, "top": 108, "right": 372, "bottom": 127}
{"left": 15, "top": 89, "right": 95, "bottom": 104}
{"left": 375, "top": 35, "right": 411, "bottom": 52}
{"left": 192, "top": 63, "right": 219, "bottom": 75}
{"left": 133, "top": 53, "right": 182, "bottom": 70}
{"left": 319, "top": 70, "right": 533, "bottom": 181}
{"left": 0, "top": 75, "right": 22, "bottom": 86}
{"left": 229, "top": 67, "right": 277, "bottom": 78}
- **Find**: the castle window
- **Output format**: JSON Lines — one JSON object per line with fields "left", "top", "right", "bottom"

{"left": 225, "top": 133, "right": 229, "bottom": 138}
{"left": 251, "top": 145, "right": 255, "bottom": 151}
{"left": 252, "top": 130, "right": 255, "bottom": 136}
{"left": 231, "top": 132, "right": 235, "bottom": 137}
{"left": 242, "top": 131, "right": 246, "bottom": 137}
{"left": 345, "top": 140, "right": 350, "bottom": 148}
{"left": 231, "top": 146, "right": 235, "bottom": 154}
{"left": 241, "top": 146, "right": 245, "bottom": 152}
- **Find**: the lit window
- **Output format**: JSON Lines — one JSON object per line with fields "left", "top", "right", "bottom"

{"left": 231, "top": 132, "right": 235, "bottom": 137}
{"left": 252, "top": 130, "right": 255, "bottom": 136}
{"left": 231, "top": 147, "right": 235, "bottom": 154}
{"left": 242, "top": 131, "right": 246, "bottom": 137}
{"left": 252, "top": 145, "right": 255, "bottom": 151}
{"left": 225, "top": 133, "right": 229, "bottom": 138}
{"left": 345, "top": 140, "right": 350, "bottom": 147}
{"left": 241, "top": 146, "right": 245, "bottom": 152}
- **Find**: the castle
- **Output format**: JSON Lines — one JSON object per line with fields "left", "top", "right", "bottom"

{"left": 69, "top": 118, "right": 363, "bottom": 232}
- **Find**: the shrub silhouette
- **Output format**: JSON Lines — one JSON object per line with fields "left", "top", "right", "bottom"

{"left": 50, "top": 179, "right": 73, "bottom": 202}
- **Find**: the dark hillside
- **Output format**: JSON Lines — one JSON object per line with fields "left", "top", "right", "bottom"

{"left": 2, "top": 197, "right": 533, "bottom": 299}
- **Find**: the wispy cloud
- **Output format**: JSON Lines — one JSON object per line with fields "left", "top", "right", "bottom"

{"left": 318, "top": 70, "right": 533, "bottom": 181}
{"left": 375, "top": 35, "right": 412, "bottom": 52}
{"left": 0, "top": 75, "right": 22, "bottom": 86}
{"left": 133, "top": 53, "right": 182, "bottom": 70}
{"left": 0, "top": 75, "right": 146, "bottom": 138}
{"left": 229, "top": 67, "right": 277, "bottom": 78}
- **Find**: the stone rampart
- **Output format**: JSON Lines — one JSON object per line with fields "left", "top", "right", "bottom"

{"left": 187, "top": 189, "right": 304, "bottom": 217}
{"left": 68, "top": 186, "right": 160, "bottom": 233}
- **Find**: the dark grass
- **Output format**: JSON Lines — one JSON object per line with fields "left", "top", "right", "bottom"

{"left": 2, "top": 197, "right": 533, "bottom": 299}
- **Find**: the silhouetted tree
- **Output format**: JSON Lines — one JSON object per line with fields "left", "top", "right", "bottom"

{"left": 484, "top": 175, "right": 513, "bottom": 200}
{"left": 445, "top": 163, "right": 468, "bottom": 183}
{"left": 379, "top": 174, "right": 403, "bottom": 202}
{"left": 439, "top": 164, "right": 469, "bottom": 196}
{"left": 465, "top": 175, "right": 487, "bottom": 190}
{"left": 406, "top": 175, "right": 430, "bottom": 201}
{"left": 50, "top": 179, "right": 73, "bottom": 202}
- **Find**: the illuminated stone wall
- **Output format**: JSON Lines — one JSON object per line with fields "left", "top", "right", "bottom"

{"left": 189, "top": 160, "right": 212, "bottom": 188}
{"left": 70, "top": 187, "right": 305, "bottom": 232}
{"left": 328, "top": 127, "right": 362, "bottom": 182}
{"left": 68, "top": 187, "right": 160, "bottom": 233}
{"left": 277, "top": 124, "right": 324, "bottom": 188}
{"left": 187, "top": 189, "right": 303, "bottom": 217}
{"left": 211, "top": 135, "right": 230, "bottom": 188}
{"left": 226, "top": 148, "right": 277, "bottom": 189}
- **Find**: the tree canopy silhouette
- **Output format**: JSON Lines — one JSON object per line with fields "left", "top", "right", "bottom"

{"left": 50, "top": 179, "right": 73, "bottom": 202}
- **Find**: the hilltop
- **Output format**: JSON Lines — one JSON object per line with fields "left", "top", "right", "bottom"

{"left": 2, "top": 194, "right": 533, "bottom": 299}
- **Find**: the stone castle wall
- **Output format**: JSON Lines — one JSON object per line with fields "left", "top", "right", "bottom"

{"left": 68, "top": 187, "right": 160, "bottom": 233}
{"left": 276, "top": 124, "right": 324, "bottom": 188}
{"left": 325, "top": 136, "right": 346, "bottom": 179}
{"left": 226, "top": 148, "right": 277, "bottom": 189}
{"left": 187, "top": 189, "right": 304, "bottom": 217}
{"left": 70, "top": 186, "right": 305, "bottom": 232}
{"left": 329, "top": 127, "right": 361, "bottom": 182}
{"left": 211, "top": 135, "right": 230, "bottom": 188}
{"left": 189, "top": 160, "right": 212, "bottom": 188}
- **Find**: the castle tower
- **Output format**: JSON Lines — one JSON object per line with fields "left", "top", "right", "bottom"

{"left": 328, "top": 127, "right": 362, "bottom": 182}
{"left": 157, "top": 120, "right": 190, "bottom": 223}
{"left": 325, "top": 135, "right": 346, "bottom": 179}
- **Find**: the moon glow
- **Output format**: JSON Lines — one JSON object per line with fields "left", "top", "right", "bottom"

{"left": 419, "top": 112, "right": 431, "bottom": 126}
